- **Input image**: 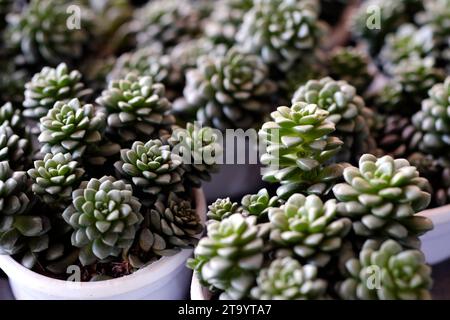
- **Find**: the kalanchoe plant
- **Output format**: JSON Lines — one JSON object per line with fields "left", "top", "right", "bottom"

{"left": 96, "top": 73, "right": 174, "bottom": 144}
{"left": 62, "top": 176, "right": 143, "bottom": 266}
{"left": 0, "top": 161, "right": 50, "bottom": 261}
{"left": 292, "top": 77, "right": 376, "bottom": 163}
{"left": 333, "top": 154, "right": 433, "bottom": 247}
{"left": 411, "top": 77, "right": 450, "bottom": 155}
{"left": 259, "top": 102, "right": 345, "bottom": 198}
{"left": 206, "top": 197, "right": 240, "bottom": 221}
{"left": 337, "top": 239, "right": 432, "bottom": 300}
{"left": 187, "top": 214, "right": 264, "bottom": 300}
{"left": 269, "top": 194, "right": 352, "bottom": 267}
{"left": 114, "top": 139, "right": 185, "bottom": 206}
{"left": 236, "top": 0, "right": 324, "bottom": 72}
{"left": 180, "top": 47, "right": 276, "bottom": 131}
{"left": 27, "top": 153, "right": 84, "bottom": 209}
{"left": 4, "top": 0, "right": 92, "bottom": 65}
{"left": 250, "top": 256, "right": 327, "bottom": 300}
{"left": 0, "top": 124, "right": 30, "bottom": 170}
{"left": 23, "top": 63, "right": 92, "bottom": 120}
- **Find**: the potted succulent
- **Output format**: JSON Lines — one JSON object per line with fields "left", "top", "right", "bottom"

{"left": 0, "top": 57, "right": 222, "bottom": 299}
{"left": 189, "top": 97, "right": 435, "bottom": 300}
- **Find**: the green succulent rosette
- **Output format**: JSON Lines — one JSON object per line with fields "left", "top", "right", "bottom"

{"left": 241, "top": 188, "right": 281, "bottom": 219}
{"left": 207, "top": 197, "right": 240, "bottom": 221}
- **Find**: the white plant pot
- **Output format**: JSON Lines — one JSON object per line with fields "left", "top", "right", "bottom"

{"left": 190, "top": 204, "right": 450, "bottom": 300}
{"left": 0, "top": 189, "right": 206, "bottom": 300}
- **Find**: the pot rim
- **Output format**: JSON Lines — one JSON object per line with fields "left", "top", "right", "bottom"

{"left": 0, "top": 188, "right": 206, "bottom": 299}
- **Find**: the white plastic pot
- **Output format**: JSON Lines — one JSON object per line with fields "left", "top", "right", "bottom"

{"left": 0, "top": 188, "right": 206, "bottom": 300}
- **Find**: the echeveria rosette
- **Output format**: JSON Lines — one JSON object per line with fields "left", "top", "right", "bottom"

{"left": 114, "top": 140, "right": 185, "bottom": 205}
{"left": 328, "top": 47, "right": 373, "bottom": 94}
{"left": 96, "top": 73, "right": 174, "bottom": 143}
{"left": 236, "top": 0, "right": 324, "bottom": 72}
{"left": 411, "top": 77, "right": 450, "bottom": 155}
{"left": 337, "top": 239, "right": 433, "bottom": 300}
{"left": 4, "top": 0, "right": 92, "bottom": 65}
{"left": 292, "top": 77, "right": 376, "bottom": 163}
{"left": 0, "top": 124, "right": 30, "bottom": 170}
{"left": 333, "top": 154, "right": 433, "bottom": 246}
{"left": 269, "top": 194, "right": 352, "bottom": 267}
{"left": 38, "top": 98, "right": 105, "bottom": 160}
{"left": 241, "top": 188, "right": 282, "bottom": 220}
{"left": 259, "top": 102, "right": 345, "bottom": 199}
{"left": 23, "top": 63, "right": 92, "bottom": 120}
{"left": 250, "top": 256, "right": 327, "bottom": 300}
{"left": 207, "top": 197, "right": 240, "bottom": 221}
{"left": 27, "top": 153, "right": 85, "bottom": 209}
{"left": 187, "top": 214, "right": 264, "bottom": 300}
{"left": 0, "top": 161, "right": 50, "bottom": 261}
{"left": 62, "top": 176, "right": 143, "bottom": 266}
{"left": 168, "top": 123, "right": 222, "bottom": 188}
{"left": 182, "top": 47, "right": 276, "bottom": 131}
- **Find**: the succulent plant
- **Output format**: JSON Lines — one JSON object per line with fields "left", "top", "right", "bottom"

{"left": 328, "top": 47, "right": 373, "bottom": 94}
{"left": 168, "top": 123, "right": 221, "bottom": 188}
{"left": 337, "top": 239, "right": 432, "bottom": 300}
{"left": 207, "top": 197, "right": 240, "bottom": 221}
{"left": 128, "top": 192, "right": 203, "bottom": 267}
{"left": 4, "top": 0, "right": 92, "bottom": 65}
{"left": 415, "top": 0, "right": 450, "bottom": 46}
{"left": 269, "top": 194, "right": 352, "bottom": 267}
{"left": 27, "top": 153, "right": 85, "bottom": 209}
{"left": 132, "top": 0, "right": 205, "bottom": 50}
{"left": 188, "top": 214, "right": 264, "bottom": 300}
{"left": 379, "top": 24, "right": 435, "bottom": 74}
{"left": 236, "top": 0, "right": 324, "bottom": 72}
{"left": 38, "top": 98, "right": 105, "bottom": 160}
{"left": 241, "top": 188, "right": 281, "bottom": 219}
{"left": 0, "top": 124, "right": 29, "bottom": 169}
{"left": 62, "top": 176, "right": 143, "bottom": 266}
{"left": 292, "top": 77, "right": 376, "bottom": 163}
{"left": 23, "top": 63, "right": 92, "bottom": 120}
{"left": 411, "top": 77, "right": 450, "bottom": 155}
{"left": 0, "top": 161, "right": 50, "bottom": 258}
{"left": 181, "top": 47, "right": 276, "bottom": 131}
{"left": 96, "top": 73, "right": 174, "bottom": 143}
{"left": 333, "top": 154, "right": 433, "bottom": 246}
{"left": 375, "top": 114, "right": 416, "bottom": 158}
{"left": 114, "top": 140, "right": 185, "bottom": 205}
{"left": 250, "top": 256, "right": 327, "bottom": 300}
{"left": 0, "top": 102, "right": 23, "bottom": 134}
{"left": 259, "top": 102, "right": 345, "bottom": 198}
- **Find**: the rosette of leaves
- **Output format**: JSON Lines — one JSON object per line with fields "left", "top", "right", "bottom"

{"left": 328, "top": 47, "right": 373, "bottom": 94}
{"left": 27, "top": 153, "right": 84, "bottom": 209}
{"left": 204, "top": 0, "right": 254, "bottom": 46}
{"left": 415, "top": 0, "right": 450, "bottom": 47}
{"left": 23, "top": 63, "right": 92, "bottom": 120}
{"left": 168, "top": 123, "right": 221, "bottom": 188}
{"left": 259, "top": 102, "right": 345, "bottom": 198}
{"left": 0, "top": 161, "right": 50, "bottom": 263}
{"left": 268, "top": 194, "right": 351, "bottom": 267}
{"left": 411, "top": 77, "right": 450, "bottom": 155}
{"left": 187, "top": 214, "right": 264, "bottom": 300}
{"left": 62, "top": 176, "right": 143, "bottom": 266}
{"left": 128, "top": 192, "right": 203, "bottom": 267}
{"left": 375, "top": 114, "right": 416, "bottom": 158}
{"left": 292, "top": 77, "right": 376, "bottom": 163}
{"left": 236, "top": 0, "right": 324, "bottom": 72}
{"left": 0, "top": 102, "right": 23, "bottom": 134}
{"left": 372, "top": 80, "right": 403, "bottom": 114}
{"left": 241, "top": 188, "right": 281, "bottom": 219}
{"left": 337, "top": 239, "right": 432, "bottom": 300}
{"left": 114, "top": 139, "right": 185, "bottom": 204}
{"left": 4, "top": 0, "right": 92, "bottom": 65}
{"left": 38, "top": 98, "right": 105, "bottom": 160}
{"left": 332, "top": 154, "right": 433, "bottom": 246}
{"left": 96, "top": 73, "right": 174, "bottom": 143}
{"left": 250, "top": 256, "right": 327, "bottom": 300}
{"left": 207, "top": 197, "right": 240, "bottom": 221}
{"left": 132, "top": 0, "right": 205, "bottom": 50}
{"left": 0, "top": 124, "right": 29, "bottom": 169}
{"left": 379, "top": 24, "right": 435, "bottom": 74}
{"left": 182, "top": 47, "right": 277, "bottom": 131}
